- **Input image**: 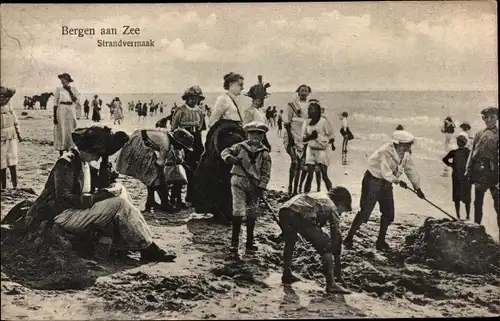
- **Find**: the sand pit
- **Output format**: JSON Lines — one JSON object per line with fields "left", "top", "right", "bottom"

{"left": 402, "top": 218, "right": 500, "bottom": 274}
{"left": 1, "top": 221, "right": 97, "bottom": 290}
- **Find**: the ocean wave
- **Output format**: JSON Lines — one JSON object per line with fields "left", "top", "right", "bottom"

{"left": 352, "top": 112, "right": 443, "bottom": 126}
{"left": 351, "top": 112, "right": 484, "bottom": 128}
{"left": 353, "top": 132, "right": 453, "bottom": 155}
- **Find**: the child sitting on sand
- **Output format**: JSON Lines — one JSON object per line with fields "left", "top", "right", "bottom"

{"left": 442, "top": 135, "right": 472, "bottom": 220}
{"left": 221, "top": 121, "right": 272, "bottom": 255}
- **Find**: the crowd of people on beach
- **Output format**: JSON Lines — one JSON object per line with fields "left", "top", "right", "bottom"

{"left": 0, "top": 70, "right": 498, "bottom": 295}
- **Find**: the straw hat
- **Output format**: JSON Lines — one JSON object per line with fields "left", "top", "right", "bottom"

{"left": 169, "top": 128, "right": 194, "bottom": 151}
{"left": 72, "top": 126, "right": 129, "bottom": 156}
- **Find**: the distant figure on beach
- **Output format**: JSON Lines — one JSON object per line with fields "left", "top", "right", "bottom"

{"left": 265, "top": 106, "right": 273, "bottom": 127}
{"left": 1, "top": 86, "right": 22, "bottom": 190}
{"left": 204, "top": 104, "right": 211, "bottom": 118}
{"left": 83, "top": 99, "right": 90, "bottom": 119}
{"left": 159, "top": 102, "right": 164, "bottom": 114}
{"left": 23, "top": 96, "right": 31, "bottom": 110}
{"left": 443, "top": 135, "right": 472, "bottom": 220}
{"left": 283, "top": 84, "right": 310, "bottom": 196}
{"left": 53, "top": 73, "right": 79, "bottom": 157}
{"left": 465, "top": 107, "right": 499, "bottom": 241}
{"left": 441, "top": 116, "right": 456, "bottom": 177}
{"left": 270, "top": 106, "right": 277, "bottom": 127}
{"left": 340, "top": 111, "right": 354, "bottom": 166}
{"left": 458, "top": 121, "right": 473, "bottom": 149}
{"left": 277, "top": 110, "right": 283, "bottom": 137}
{"left": 91, "top": 95, "right": 101, "bottom": 122}
{"left": 113, "top": 97, "right": 124, "bottom": 125}
{"left": 141, "top": 102, "right": 148, "bottom": 121}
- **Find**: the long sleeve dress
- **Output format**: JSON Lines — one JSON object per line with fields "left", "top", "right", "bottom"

{"left": 53, "top": 86, "right": 79, "bottom": 150}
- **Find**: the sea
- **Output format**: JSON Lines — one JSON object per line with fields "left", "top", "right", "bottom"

{"left": 12, "top": 90, "right": 498, "bottom": 162}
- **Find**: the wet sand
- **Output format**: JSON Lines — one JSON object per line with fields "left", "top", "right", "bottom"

{"left": 1, "top": 109, "right": 499, "bottom": 319}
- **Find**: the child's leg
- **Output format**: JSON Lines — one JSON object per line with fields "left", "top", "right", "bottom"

{"left": 465, "top": 202, "right": 471, "bottom": 219}
{"left": 319, "top": 164, "right": 333, "bottom": 191}
{"left": 298, "top": 165, "right": 307, "bottom": 193}
{"left": 315, "top": 166, "right": 321, "bottom": 192}
{"left": 454, "top": 201, "right": 461, "bottom": 219}
{"left": 246, "top": 186, "right": 261, "bottom": 253}
{"left": 8, "top": 166, "right": 17, "bottom": 188}
{"left": 304, "top": 164, "right": 315, "bottom": 193}
{"left": 1, "top": 168, "right": 7, "bottom": 189}
{"left": 231, "top": 179, "right": 245, "bottom": 253}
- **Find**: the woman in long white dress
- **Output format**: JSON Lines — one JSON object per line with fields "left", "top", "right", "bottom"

{"left": 53, "top": 73, "right": 79, "bottom": 156}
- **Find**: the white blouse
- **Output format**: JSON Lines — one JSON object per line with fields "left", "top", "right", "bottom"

{"left": 54, "top": 85, "right": 80, "bottom": 106}
{"left": 208, "top": 92, "right": 243, "bottom": 127}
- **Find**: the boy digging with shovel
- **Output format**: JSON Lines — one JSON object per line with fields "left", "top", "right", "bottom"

{"left": 221, "top": 121, "right": 272, "bottom": 255}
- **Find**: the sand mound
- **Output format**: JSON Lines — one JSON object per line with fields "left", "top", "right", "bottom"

{"left": 401, "top": 218, "right": 500, "bottom": 274}
{"left": 1, "top": 221, "right": 97, "bottom": 290}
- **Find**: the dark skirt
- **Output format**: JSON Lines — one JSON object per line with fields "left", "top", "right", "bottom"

{"left": 452, "top": 173, "right": 471, "bottom": 203}
{"left": 92, "top": 109, "right": 101, "bottom": 122}
{"left": 340, "top": 127, "right": 354, "bottom": 140}
{"left": 192, "top": 120, "right": 246, "bottom": 220}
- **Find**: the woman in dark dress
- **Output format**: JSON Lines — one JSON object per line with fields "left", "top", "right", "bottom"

{"left": 193, "top": 72, "right": 247, "bottom": 225}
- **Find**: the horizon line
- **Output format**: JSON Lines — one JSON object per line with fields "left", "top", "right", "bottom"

{"left": 73, "top": 89, "right": 498, "bottom": 95}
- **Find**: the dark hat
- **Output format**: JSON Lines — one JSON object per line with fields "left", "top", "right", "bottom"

{"left": 169, "top": 128, "right": 194, "bottom": 151}
{"left": 459, "top": 121, "right": 471, "bottom": 130}
{"left": 182, "top": 85, "right": 205, "bottom": 101}
{"left": 58, "top": 73, "right": 74, "bottom": 82}
{"left": 444, "top": 116, "right": 453, "bottom": 122}
{"left": 327, "top": 186, "right": 352, "bottom": 212}
{"left": 72, "top": 125, "right": 129, "bottom": 156}
{"left": 0, "top": 86, "right": 16, "bottom": 98}
{"left": 481, "top": 107, "right": 498, "bottom": 116}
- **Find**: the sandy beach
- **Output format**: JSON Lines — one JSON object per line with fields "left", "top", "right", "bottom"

{"left": 1, "top": 109, "right": 499, "bottom": 319}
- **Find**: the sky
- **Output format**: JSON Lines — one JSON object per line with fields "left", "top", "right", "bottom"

{"left": 0, "top": 2, "right": 497, "bottom": 93}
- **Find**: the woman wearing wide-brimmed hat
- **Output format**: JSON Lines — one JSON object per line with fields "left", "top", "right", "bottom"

{"left": 1, "top": 86, "right": 23, "bottom": 189}
{"left": 22, "top": 125, "right": 176, "bottom": 262}
{"left": 115, "top": 127, "right": 194, "bottom": 213}
{"left": 170, "top": 85, "right": 206, "bottom": 205}
{"left": 53, "top": 73, "right": 80, "bottom": 156}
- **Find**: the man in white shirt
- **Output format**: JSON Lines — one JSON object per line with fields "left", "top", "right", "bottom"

{"left": 344, "top": 130, "right": 426, "bottom": 251}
